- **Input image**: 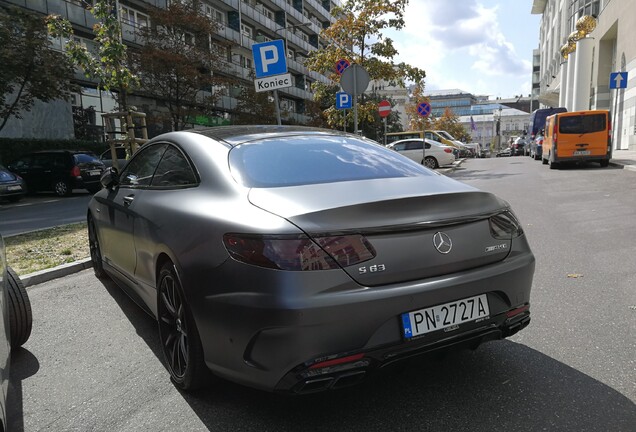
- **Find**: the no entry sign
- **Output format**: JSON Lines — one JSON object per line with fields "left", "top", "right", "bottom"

{"left": 378, "top": 100, "right": 391, "bottom": 117}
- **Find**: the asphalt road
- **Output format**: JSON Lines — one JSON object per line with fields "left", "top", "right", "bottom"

{"left": 0, "top": 192, "right": 93, "bottom": 236}
{"left": 8, "top": 156, "right": 636, "bottom": 431}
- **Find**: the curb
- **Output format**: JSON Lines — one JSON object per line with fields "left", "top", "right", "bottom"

{"left": 21, "top": 258, "right": 93, "bottom": 288}
{"left": 609, "top": 160, "right": 636, "bottom": 172}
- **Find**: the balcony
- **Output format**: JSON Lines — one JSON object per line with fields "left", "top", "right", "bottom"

{"left": 6, "top": 0, "right": 98, "bottom": 29}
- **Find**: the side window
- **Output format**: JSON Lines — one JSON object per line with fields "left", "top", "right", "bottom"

{"left": 120, "top": 144, "right": 167, "bottom": 187}
{"left": 151, "top": 145, "right": 197, "bottom": 187}
{"left": 406, "top": 141, "right": 423, "bottom": 151}
{"left": 33, "top": 154, "right": 54, "bottom": 168}
{"left": 11, "top": 157, "right": 32, "bottom": 169}
{"left": 425, "top": 142, "right": 431, "bottom": 150}
{"left": 393, "top": 143, "right": 406, "bottom": 151}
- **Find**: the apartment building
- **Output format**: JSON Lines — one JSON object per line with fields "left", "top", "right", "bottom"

{"left": 0, "top": 0, "right": 338, "bottom": 139}
{"left": 532, "top": 0, "right": 636, "bottom": 150}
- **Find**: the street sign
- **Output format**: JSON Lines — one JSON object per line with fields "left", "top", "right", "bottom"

{"left": 335, "top": 59, "right": 350, "bottom": 75}
{"left": 378, "top": 100, "right": 391, "bottom": 118}
{"left": 252, "top": 40, "right": 287, "bottom": 78}
{"left": 254, "top": 73, "right": 292, "bottom": 92}
{"left": 340, "top": 64, "right": 370, "bottom": 95}
{"left": 417, "top": 102, "right": 431, "bottom": 117}
{"left": 336, "top": 92, "right": 352, "bottom": 109}
{"left": 610, "top": 72, "right": 628, "bottom": 89}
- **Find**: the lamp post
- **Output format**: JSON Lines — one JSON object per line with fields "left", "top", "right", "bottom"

{"left": 496, "top": 107, "right": 503, "bottom": 151}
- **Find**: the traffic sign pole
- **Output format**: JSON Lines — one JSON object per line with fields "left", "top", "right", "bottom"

{"left": 273, "top": 90, "right": 281, "bottom": 125}
{"left": 353, "top": 71, "right": 358, "bottom": 135}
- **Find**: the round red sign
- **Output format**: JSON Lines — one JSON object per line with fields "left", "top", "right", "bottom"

{"left": 378, "top": 100, "right": 391, "bottom": 118}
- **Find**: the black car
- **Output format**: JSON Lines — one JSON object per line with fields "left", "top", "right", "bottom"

{"left": 511, "top": 138, "right": 527, "bottom": 156}
{"left": 8, "top": 150, "right": 105, "bottom": 196}
{"left": 0, "top": 164, "right": 26, "bottom": 202}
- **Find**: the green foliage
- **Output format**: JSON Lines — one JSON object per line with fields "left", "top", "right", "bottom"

{"left": 0, "top": 138, "right": 106, "bottom": 164}
{"left": 46, "top": 0, "right": 138, "bottom": 110}
{"left": 233, "top": 86, "right": 277, "bottom": 125}
{"left": 0, "top": 6, "right": 75, "bottom": 133}
{"left": 305, "top": 0, "right": 425, "bottom": 133}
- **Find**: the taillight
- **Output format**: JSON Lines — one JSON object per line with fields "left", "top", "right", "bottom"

{"left": 443, "top": 148, "right": 452, "bottom": 153}
{"left": 71, "top": 166, "right": 81, "bottom": 177}
{"left": 223, "top": 234, "right": 376, "bottom": 270}
{"left": 489, "top": 210, "right": 524, "bottom": 239}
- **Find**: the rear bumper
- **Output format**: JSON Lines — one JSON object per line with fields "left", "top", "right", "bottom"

{"left": 187, "top": 237, "right": 535, "bottom": 393}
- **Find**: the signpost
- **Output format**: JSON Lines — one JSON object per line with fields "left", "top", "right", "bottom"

{"left": 336, "top": 92, "right": 352, "bottom": 132}
{"left": 340, "top": 64, "right": 370, "bottom": 135}
{"left": 378, "top": 100, "right": 391, "bottom": 145}
{"left": 417, "top": 102, "right": 431, "bottom": 162}
{"left": 252, "top": 40, "right": 290, "bottom": 125}
{"left": 610, "top": 72, "right": 628, "bottom": 150}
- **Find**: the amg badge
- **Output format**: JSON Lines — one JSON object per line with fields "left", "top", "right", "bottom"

{"left": 485, "top": 244, "right": 508, "bottom": 253}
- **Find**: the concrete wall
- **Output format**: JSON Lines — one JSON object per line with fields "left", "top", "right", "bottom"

{"left": 0, "top": 98, "right": 74, "bottom": 140}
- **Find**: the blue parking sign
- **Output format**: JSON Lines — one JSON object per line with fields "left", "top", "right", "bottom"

{"left": 252, "top": 40, "right": 287, "bottom": 78}
{"left": 336, "top": 92, "right": 352, "bottom": 109}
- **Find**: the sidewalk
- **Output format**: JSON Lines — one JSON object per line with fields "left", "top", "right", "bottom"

{"left": 609, "top": 149, "right": 636, "bottom": 172}
{"left": 18, "top": 151, "right": 636, "bottom": 288}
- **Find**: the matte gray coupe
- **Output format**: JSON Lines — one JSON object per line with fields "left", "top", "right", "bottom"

{"left": 88, "top": 126, "right": 534, "bottom": 394}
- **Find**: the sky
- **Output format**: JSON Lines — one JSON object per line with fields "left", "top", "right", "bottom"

{"left": 384, "top": 0, "right": 541, "bottom": 99}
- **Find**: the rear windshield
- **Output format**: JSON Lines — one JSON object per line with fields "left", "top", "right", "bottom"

{"left": 74, "top": 153, "right": 101, "bottom": 164}
{"left": 229, "top": 135, "right": 434, "bottom": 188}
{"left": 559, "top": 114, "right": 606, "bottom": 134}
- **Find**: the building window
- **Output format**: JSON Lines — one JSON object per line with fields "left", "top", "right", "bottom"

{"left": 120, "top": 6, "right": 149, "bottom": 28}
{"left": 241, "top": 23, "right": 253, "bottom": 39}
{"left": 203, "top": 4, "right": 225, "bottom": 27}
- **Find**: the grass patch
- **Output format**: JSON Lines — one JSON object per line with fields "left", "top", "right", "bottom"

{"left": 6, "top": 222, "right": 89, "bottom": 275}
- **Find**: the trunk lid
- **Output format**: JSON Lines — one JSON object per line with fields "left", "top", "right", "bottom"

{"left": 248, "top": 176, "right": 512, "bottom": 286}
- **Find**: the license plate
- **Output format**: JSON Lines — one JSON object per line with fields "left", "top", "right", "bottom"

{"left": 7, "top": 185, "right": 22, "bottom": 191}
{"left": 89, "top": 170, "right": 101, "bottom": 176}
{"left": 401, "top": 294, "right": 490, "bottom": 339}
{"left": 573, "top": 150, "right": 590, "bottom": 156}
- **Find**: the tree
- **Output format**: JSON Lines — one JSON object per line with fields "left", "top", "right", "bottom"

{"left": 233, "top": 85, "right": 277, "bottom": 125}
{"left": 46, "top": 0, "right": 138, "bottom": 111}
{"left": 405, "top": 83, "right": 432, "bottom": 131}
{"left": 432, "top": 107, "right": 471, "bottom": 142}
{"left": 134, "top": 0, "right": 228, "bottom": 131}
{"left": 0, "top": 6, "right": 74, "bottom": 133}
{"left": 305, "top": 0, "right": 425, "bottom": 131}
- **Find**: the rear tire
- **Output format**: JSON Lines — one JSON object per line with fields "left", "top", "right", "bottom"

{"left": 423, "top": 156, "right": 438, "bottom": 169}
{"left": 157, "top": 262, "right": 211, "bottom": 390}
{"left": 7, "top": 267, "right": 32, "bottom": 348}
{"left": 53, "top": 180, "right": 72, "bottom": 197}
{"left": 599, "top": 159, "right": 609, "bottom": 167}
{"left": 88, "top": 216, "right": 107, "bottom": 279}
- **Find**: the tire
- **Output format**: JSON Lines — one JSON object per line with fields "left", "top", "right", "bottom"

{"left": 7, "top": 267, "right": 32, "bottom": 348}
{"left": 423, "top": 156, "right": 438, "bottom": 169}
{"left": 549, "top": 157, "right": 559, "bottom": 170}
{"left": 88, "top": 216, "right": 107, "bottom": 279}
{"left": 53, "top": 180, "right": 72, "bottom": 197}
{"left": 157, "top": 262, "right": 210, "bottom": 390}
{"left": 542, "top": 156, "right": 548, "bottom": 165}
{"left": 7, "top": 195, "right": 22, "bottom": 203}
{"left": 600, "top": 159, "right": 609, "bottom": 167}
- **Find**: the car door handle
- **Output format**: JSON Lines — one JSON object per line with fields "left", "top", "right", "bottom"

{"left": 123, "top": 195, "right": 135, "bottom": 207}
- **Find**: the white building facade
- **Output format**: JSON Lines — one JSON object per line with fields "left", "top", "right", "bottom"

{"left": 533, "top": 0, "right": 636, "bottom": 150}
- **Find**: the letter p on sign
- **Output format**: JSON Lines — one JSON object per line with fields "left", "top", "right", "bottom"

{"left": 253, "top": 40, "right": 288, "bottom": 78}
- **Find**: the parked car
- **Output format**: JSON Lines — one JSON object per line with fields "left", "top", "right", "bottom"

{"left": 388, "top": 138, "right": 456, "bottom": 168}
{"left": 99, "top": 146, "right": 129, "bottom": 170}
{"left": 88, "top": 125, "right": 534, "bottom": 394}
{"left": 0, "top": 164, "right": 27, "bottom": 202}
{"left": 511, "top": 137, "right": 527, "bottom": 156}
{"left": 463, "top": 143, "right": 481, "bottom": 158}
{"left": 0, "top": 232, "right": 34, "bottom": 431}
{"left": 7, "top": 150, "right": 105, "bottom": 196}
{"left": 530, "top": 133, "right": 544, "bottom": 160}
{"left": 496, "top": 148, "right": 512, "bottom": 157}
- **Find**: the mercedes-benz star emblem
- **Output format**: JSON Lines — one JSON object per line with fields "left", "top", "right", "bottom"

{"left": 433, "top": 232, "right": 453, "bottom": 254}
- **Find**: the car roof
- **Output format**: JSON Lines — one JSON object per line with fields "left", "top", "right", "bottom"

{"left": 187, "top": 125, "right": 351, "bottom": 146}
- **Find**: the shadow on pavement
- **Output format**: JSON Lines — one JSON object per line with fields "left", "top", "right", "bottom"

{"left": 7, "top": 348, "right": 39, "bottom": 432}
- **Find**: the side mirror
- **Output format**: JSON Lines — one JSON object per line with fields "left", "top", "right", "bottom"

{"left": 100, "top": 167, "right": 119, "bottom": 189}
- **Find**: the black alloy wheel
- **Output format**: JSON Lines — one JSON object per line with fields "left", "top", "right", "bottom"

{"left": 88, "top": 216, "right": 107, "bottom": 279}
{"left": 157, "top": 263, "right": 209, "bottom": 390}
